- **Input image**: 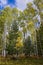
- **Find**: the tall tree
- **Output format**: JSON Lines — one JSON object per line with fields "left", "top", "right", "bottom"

{"left": 33, "top": 0, "right": 43, "bottom": 56}
{"left": 6, "top": 20, "right": 19, "bottom": 55}
{"left": 23, "top": 2, "right": 38, "bottom": 56}
{"left": 1, "top": 7, "right": 12, "bottom": 57}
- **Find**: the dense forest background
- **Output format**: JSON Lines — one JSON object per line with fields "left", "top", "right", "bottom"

{"left": 0, "top": 0, "right": 43, "bottom": 57}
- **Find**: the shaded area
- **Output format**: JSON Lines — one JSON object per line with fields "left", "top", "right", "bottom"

{"left": 0, "top": 56, "right": 43, "bottom": 65}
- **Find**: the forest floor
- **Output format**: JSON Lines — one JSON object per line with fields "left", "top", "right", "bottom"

{"left": 0, "top": 56, "right": 43, "bottom": 65}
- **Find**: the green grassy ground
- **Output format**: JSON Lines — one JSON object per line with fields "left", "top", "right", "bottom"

{"left": 0, "top": 57, "right": 43, "bottom": 65}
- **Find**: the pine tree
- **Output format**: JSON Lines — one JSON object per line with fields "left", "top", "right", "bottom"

{"left": 6, "top": 20, "right": 19, "bottom": 55}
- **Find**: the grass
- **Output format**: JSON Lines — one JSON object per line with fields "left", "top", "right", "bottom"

{"left": 0, "top": 56, "right": 43, "bottom": 65}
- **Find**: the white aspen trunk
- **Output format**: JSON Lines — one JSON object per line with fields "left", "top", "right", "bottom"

{"left": 2, "top": 49, "right": 6, "bottom": 57}
{"left": 2, "top": 22, "right": 7, "bottom": 57}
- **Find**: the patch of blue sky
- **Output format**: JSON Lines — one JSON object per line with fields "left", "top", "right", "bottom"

{"left": 7, "top": 0, "right": 16, "bottom": 5}
{"left": 0, "top": 0, "right": 33, "bottom": 10}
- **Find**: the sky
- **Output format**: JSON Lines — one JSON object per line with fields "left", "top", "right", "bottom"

{"left": 0, "top": 0, "right": 33, "bottom": 10}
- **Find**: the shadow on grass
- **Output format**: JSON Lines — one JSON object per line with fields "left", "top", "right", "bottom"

{"left": 0, "top": 56, "right": 43, "bottom": 65}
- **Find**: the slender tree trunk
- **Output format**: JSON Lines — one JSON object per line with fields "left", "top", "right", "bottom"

{"left": 34, "top": 30, "right": 38, "bottom": 56}
{"left": 2, "top": 22, "right": 7, "bottom": 57}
